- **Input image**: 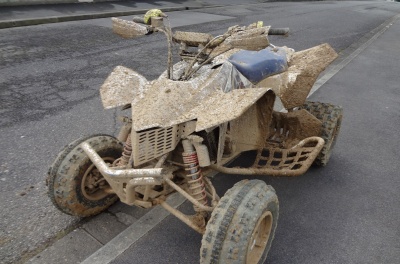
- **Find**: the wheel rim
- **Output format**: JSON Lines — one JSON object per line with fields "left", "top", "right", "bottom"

{"left": 246, "top": 211, "right": 273, "bottom": 263}
{"left": 81, "top": 157, "right": 114, "bottom": 201}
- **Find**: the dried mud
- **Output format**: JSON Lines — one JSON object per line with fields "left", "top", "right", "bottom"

{"left": 257, "top": 43, "right": 338, "bottom": 109}
{"left": 100, "top": 41, "right": 337, "bottom": 134}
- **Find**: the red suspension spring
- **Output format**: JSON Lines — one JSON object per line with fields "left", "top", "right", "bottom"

{"left": 117, "top": 133, "right": 132, "bottom": 166}
{"left": 182, "top": 151, "right": 208, "bottom": 211}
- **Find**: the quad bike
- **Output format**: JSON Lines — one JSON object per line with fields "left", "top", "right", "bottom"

{"left": 47, "top": 10, "right": 342, "bottom": 264}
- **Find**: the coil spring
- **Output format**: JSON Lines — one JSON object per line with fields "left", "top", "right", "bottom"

{"left": 117, "top": 133, "right": 132, "bottom": 166}
{"left": 182, "top": 151, "right": 207, "bottom": 211}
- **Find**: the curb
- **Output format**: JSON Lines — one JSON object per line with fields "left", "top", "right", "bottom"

{"left": 0, "top": 1, "right": 126, "bottom": 7}
{"left": 81, "top": 192, "right": 186, "bottom": 264}
{"left": 309, "top": 12, "right": 400, "bottom": 97}
{"left": 0, "top": 5, "right": 222, "bottom": 29}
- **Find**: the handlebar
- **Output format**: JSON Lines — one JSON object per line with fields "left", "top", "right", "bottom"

{"left": 268, "top": 28, "right": 290, "bottom": 35}
{"left": 132, "top": 16, "right": 145, "bottom": 24}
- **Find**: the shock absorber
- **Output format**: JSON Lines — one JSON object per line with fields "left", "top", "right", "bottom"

{"left": 117, "top": 133, "right": 132, "bottom": 167}
{"left": 182, "top": 140, "right": 208, "bottom": 211}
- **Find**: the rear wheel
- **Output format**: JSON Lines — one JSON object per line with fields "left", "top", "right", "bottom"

{"left": 47, "top": 134, "right": 123, "bottom": 217}
{"left": 301, "top": 101, "right": 343, "bottom": 166}
{"left": 200, "top": 180, "right": 279, "bottom": 264}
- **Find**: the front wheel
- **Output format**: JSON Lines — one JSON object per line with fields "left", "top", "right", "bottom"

{"left": 200, "top": 180, "right": 279, "bottom": 264}
{"left": 47, "top": 134, "right": 123, "bottom": 217}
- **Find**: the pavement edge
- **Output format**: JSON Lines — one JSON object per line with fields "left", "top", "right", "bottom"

{"left": 0, "top": 5, "right": 222, "bottom": 29}
{"left": 80, "top": 192, "right": 186, "bottom": 264}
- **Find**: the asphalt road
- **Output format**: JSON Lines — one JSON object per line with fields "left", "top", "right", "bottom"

{"left": 1, "top": 1, "right": 400, "bottom": 263}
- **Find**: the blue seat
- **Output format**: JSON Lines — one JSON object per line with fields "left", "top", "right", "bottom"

{"left": 228, "top": 46, "right": 288, "bottom": 84}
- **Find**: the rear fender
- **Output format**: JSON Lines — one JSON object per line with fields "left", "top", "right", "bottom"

{"left": 256, "top": 43, "right": 338, "bottom": 109}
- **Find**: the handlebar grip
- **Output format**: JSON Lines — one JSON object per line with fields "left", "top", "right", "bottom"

{"left": 268, "top": 28, "right": 290, "bottom": 35}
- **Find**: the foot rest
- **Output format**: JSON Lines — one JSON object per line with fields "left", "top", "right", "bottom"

{"left": 253, "top": 137, "right": 324, "bottom": 176}
{"left": 210, "top": 137, "right": 324, "bottom": 177}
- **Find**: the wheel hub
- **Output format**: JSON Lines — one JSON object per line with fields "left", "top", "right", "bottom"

{"left": 81, "top": 157, "right": 114, "bottom": 201}
{"left": 246, "top": 211, "right": 273, "bottom": 263}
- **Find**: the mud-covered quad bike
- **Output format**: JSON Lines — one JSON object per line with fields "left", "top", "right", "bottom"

{"left": 47, "top": 10, "right": 342, "bottom": 264}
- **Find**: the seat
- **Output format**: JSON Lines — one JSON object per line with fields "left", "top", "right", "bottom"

{"left": 228, "top": 46, "right": 288, "bottom": 84}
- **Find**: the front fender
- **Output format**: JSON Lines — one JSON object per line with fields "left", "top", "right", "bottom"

{"left": 100, "top": 66, "right": 148, "bottom": 109}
